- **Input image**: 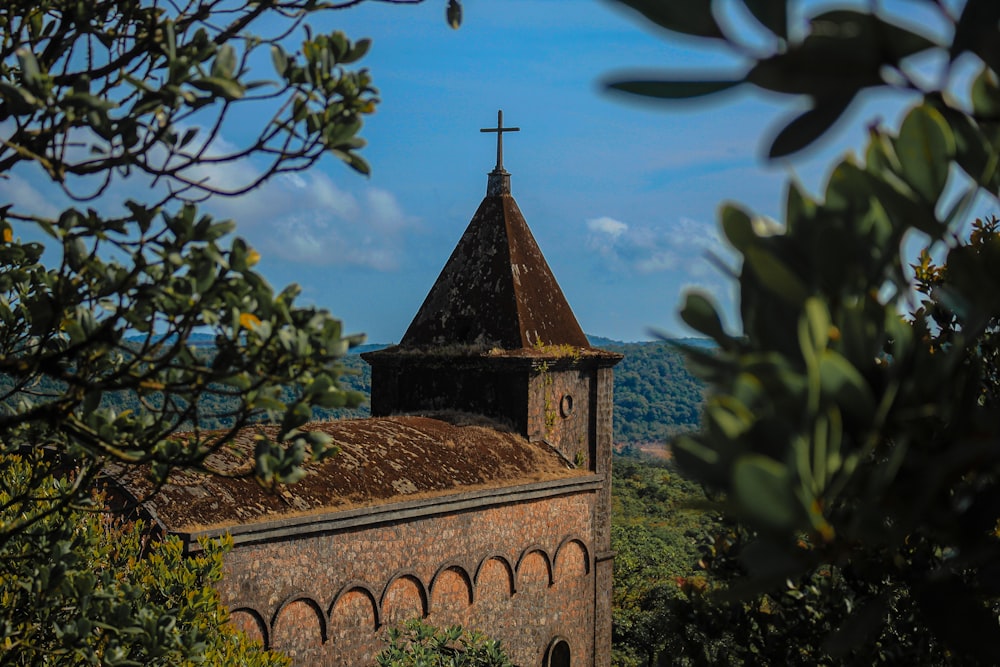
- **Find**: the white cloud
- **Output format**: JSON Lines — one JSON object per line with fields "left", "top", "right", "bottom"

{"left": 0, "top": 121, "right": 416, "bottom": 273}
{"left": 586, "top": 216, "right": 628, "bottom": 238}
{"left": 585, "top": 214, "right": 727, "bottom": 276}
{"left": 209, "top": 171, "right": 414, "bottom": 271}
{"left": 150, "top": 139, "right": 416, "bottom": 271}
{"left": 0, "top": 173, "right": 62, "bottom": 220}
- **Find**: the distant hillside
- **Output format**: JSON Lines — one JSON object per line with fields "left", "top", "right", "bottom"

{"left": 17, "top": 337, "right": 705, "bottom": 443}
{"left": 595, "top": 340, "right": 705, "bottom": 443}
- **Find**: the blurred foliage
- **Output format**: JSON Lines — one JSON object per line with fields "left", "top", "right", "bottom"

{"left": 375, "top": 619, "right": 512, "bottom": 667}
{"left": 609, "top": 0, "right": 1000, "bottom": 663}
{"left": 610, "top": 452, "right": 990, "bottom": 665}
{"left": 0, "top": 454, "right": 289, "bottom": 666}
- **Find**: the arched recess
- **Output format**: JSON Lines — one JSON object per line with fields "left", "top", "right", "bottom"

{"left": 328, "top": 581, "right": 380, "bottom": 634}
{"left": 271, "top": 593, "right": 327, "bottom": 651}
{"left": 328, "top": 582, "right": 380, "bottom": 667}
{"left": 380, "top": 571, "right": 428, "bottom": 627}
{"left": 229, "top": 606, "right": 269, "bottom": 648}
{"left": 474, "top": 554, "right": 516, "bottom": 601}
{"left": 544, "top": 636, "right": 572, "bottom": 667}
{"left": 515, "top": 545, "right": 553, "bottom": 593}
{"left": 553, "top": 536, "right": 591, "bottom": 582}
{"left": 429, "top": 562, "right": 474, "bottom": 616}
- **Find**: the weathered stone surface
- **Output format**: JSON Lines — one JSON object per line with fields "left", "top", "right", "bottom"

{"left": 115, "top": 414, "right": 581, "bottom": 533}
{"left": 214, "top": 491, "right": 598, "bottom": 666}
{"left": 396, "top": 193, "right": 590, "bottom": 351}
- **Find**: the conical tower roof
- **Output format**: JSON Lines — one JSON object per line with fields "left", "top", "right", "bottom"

{"left": 399, "top": 112, "right": 588, "bottom": 350}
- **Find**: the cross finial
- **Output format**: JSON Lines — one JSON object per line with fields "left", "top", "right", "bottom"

{"left": 480, "top": 109, "right": 519, "bottom": 172}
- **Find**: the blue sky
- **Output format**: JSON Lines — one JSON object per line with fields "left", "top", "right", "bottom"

{"left": 5, "top": 1, "right": 938, "bottom": 343}
{"left": 255, "top": 0, "right": 809, "bottom": 343}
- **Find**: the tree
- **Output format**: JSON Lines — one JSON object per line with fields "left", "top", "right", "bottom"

{"left": 0, "top": 0, "right": 377, "bottom": 544}
{"left": 0, "top": 0, "right": 457, "bottom": 661}
{"left": 0, "top": 454, "right": 290, "bottom": 666}
{"left": 607, "top": 0, "right": 1000, "bottom": 662}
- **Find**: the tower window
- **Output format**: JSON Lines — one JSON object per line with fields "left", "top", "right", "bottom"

{"left": 544, "top": 637, "right": 571, "bottom": 667}
{"left": 559, "top": 394, "right": 574, "bottom": 418}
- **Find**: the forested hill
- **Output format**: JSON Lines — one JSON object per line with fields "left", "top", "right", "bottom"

{"left": 595, "top": 339, "right": 705, "bottom": 443}
{"left": 77, "top": 337, "right": 709, "bottom": 444}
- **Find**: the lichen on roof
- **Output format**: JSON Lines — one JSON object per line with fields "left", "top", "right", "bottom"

{"left": 399, "top": 193, "right": 590, "bottom": 351}
{"left": 114, "top": 414, "right": 583, "bottom": 533}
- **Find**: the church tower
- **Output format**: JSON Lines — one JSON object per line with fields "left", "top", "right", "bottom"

{"left": 363, "top": 111, "right": 621, "bottom": 665}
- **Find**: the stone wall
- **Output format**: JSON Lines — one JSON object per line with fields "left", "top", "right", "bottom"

{"left": 219, "top": 489, "right": 598, "bottom": 666}
{"left": 527, "top": 366, "right": 594, "bottom": 471}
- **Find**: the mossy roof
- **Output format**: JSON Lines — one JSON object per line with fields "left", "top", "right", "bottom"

{"left": 114, "top": 414, "right": 582, "bottom": 533}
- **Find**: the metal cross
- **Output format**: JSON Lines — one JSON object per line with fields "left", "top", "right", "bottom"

{"left": 480, "top": 109, "right": 519, "bottom": 171}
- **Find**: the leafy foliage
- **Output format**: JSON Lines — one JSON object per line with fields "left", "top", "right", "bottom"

{"left": 0, "top": 0, "right": 451, "bottom": 662}
{"left": 376, "top": 619, "right": 512, "bottom": 667}
{"left": 0, "top": 0, "right": 390, "bottom": 548}
{"left": 0, "top": 455, "right": 288, "bottom": 666}
{"left": 610, "top": 0, "right": 1000, "bottom": 662}
{"left": 610, "top": 454, "right": 717, "bottom": 666}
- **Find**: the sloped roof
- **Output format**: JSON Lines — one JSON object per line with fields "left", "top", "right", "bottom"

{"left": 399, "top": 184, "right": 590, "bottom": 350}
{"left": 114, "top": 415, "right": 583, "bottom": 533}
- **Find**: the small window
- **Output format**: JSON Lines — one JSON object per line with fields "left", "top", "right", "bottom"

{"left": 544, "top": 638, "right": 571, "bottom": 667}
{"left": 559, "top": 394, "right": 574, "bottom": 418}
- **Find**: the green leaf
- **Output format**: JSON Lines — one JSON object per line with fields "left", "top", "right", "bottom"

{"left": 612, "top": 0, "right": 723, "bottom": 40}
{"left": 733, "top": 454, "right": 799, "bottom": 528}
{"left": 864, "top": 126, "right": 903, "bottom": 176}
{"left": 811, "top": 10, "right": 938, "bottom": 63}
{"left": 446, "top": 0, "right": 462, "bottom": 29}
{"left": 270, "top": 44, "right": 288, "bottom": 78}
{"left": 823, "top": 597, "right": 887, "bottom": 658}
{"left": 189, "top": 77, "right": 245, "bottom": 101}
{"left": 747, "top": 11, "right": 935, "bottom": 99}
{"left": 803, "top": 297, "right": 831, "bottom": 352}
{"left": 741, "top": 0, "right": 787, "bottom": 40}
{"left": 720, "top": 203, "right": 755, "bottom": 251}
{"left": 680, "top": 291, "right": 729, "bottom": 344}
{"left": 971, "top": 66, "right": 1000, "bottom": 120}
{"left": 818, "top": 350, "right": 874, "bottom": 422}
{"left": 607, "top": 79, "right": 742, "bottom": 100}
{"left": 344, "top": 152, "right": 370, "bottom": 176}
{"left": 743, "top": 245, "right": 808, "bottom": 304}
{"left": 15, "top": 48, "right": 41, "bottom": 87}
{"left": 894, "top": 104, "right": 954, "bottom": 203}
{"left": 867, "top": 168, "right": 941, "bottom": 237}
{"left": 784, "top": 179, "right": 815, "bottom": 232}
{"left": 951, "top": 0, "right": 1000, "bottom": 75}
{"left": 345, "top": 38, "right": 372, "bottom": 64}
{"left": 0, "top": 81, "right": 39, "bottom": 113}
{"left": 768, "top": 95, "right": 853, "bottom": 159}
{"left": 178, "top": 127, "right": 198, "bottom": 149}
{"left": 211, "top": 44, "right": 237, "bottom": 80}
{"left": 747, "top": 39, "right": 880, "bottom": 98}
{"left": 739, "top": 539, "right": 801, "bottom": 580}
{"left": 938, "top": 103, "right": 993, "bottom": 186}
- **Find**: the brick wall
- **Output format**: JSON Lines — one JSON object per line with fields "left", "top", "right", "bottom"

{"left": 527, "top": 367, "right": 593, "bottom": 470}
{"left": 217, "top": 490, "right": 598, "bottom": 666}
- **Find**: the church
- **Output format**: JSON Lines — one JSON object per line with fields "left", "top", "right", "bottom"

{"left": 118, "top": 112, "right": 622, "bottom": 666}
